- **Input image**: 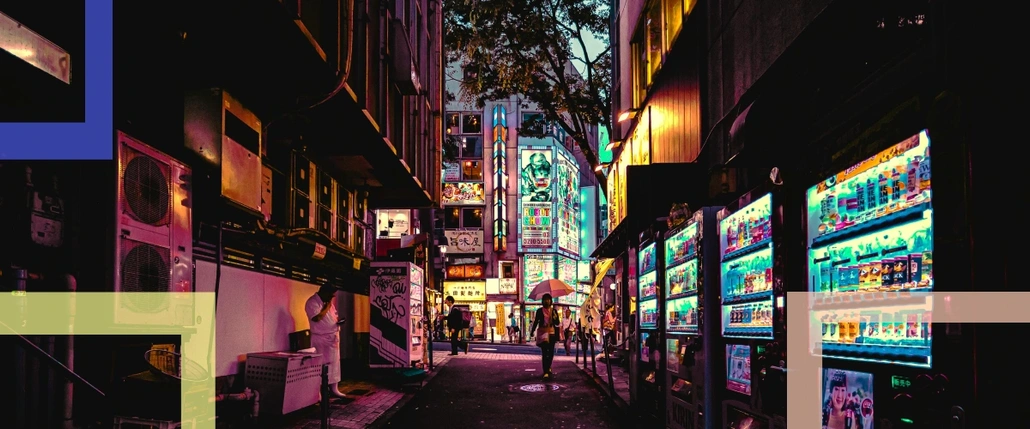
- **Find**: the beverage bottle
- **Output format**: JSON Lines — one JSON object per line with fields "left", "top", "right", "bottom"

{"left": 727, "top": 224, "right": 737, "bottom": 252}
{"left": 855, "top": 180, "right": 867, "bottom": 216}
{"left": 865, "top": 176, "right": 878, "bottom": 217}
{"left": 896, "top": 162, "right": 909, "bottom": 206}
{"left": 877, "top": 168, "right": 890, "bottom": 213}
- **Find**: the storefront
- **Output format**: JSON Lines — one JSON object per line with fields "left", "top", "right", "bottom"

{"left": 443, "top": 281, "right": 486, "bottom": 338}
{"left": 486, "top": 277, "right": 519, "bottom": 341}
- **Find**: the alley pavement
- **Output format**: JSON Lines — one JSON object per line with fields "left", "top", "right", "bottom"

{"left": 381, "top": 352, "right": 623, "bottom": 429}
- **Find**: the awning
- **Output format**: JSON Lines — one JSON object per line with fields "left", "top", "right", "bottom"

{"left": 592, "top": 258, "right": 615, "bottom": 292}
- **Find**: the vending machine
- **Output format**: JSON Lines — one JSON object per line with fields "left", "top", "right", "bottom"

{"left": 369, "top": 262, "right": 425, "bottom": 368}
{"left": 664, "top": 207, "right": 721, "bottom": 429}
{"left": 805, "top": 130, "right": 937, "bottom": 429}
{"left": 637, "top": 236, "right": 662, "bottom": 423}
{"left": 718, "top": 189, "right": 789, "bottom": 429}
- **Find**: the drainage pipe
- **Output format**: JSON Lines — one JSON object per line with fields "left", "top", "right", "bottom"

{"left": 13, "top": 268, "right": 28, "bottom": 429}
{"left": 214, "top": 387, "right": 260, "bottom": 419}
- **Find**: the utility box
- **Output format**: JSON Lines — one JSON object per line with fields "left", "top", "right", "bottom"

{"left": 244, "top": 351, "right": 322, "bottom": 416}
{"left": 369, "top": 262, "right": 425, "bottom": 368}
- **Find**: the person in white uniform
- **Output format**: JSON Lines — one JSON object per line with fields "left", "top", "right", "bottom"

{"left": 306, "top": 285, "right": 347, "bottom": 399}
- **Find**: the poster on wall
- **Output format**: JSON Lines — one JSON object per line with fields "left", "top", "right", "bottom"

{"left": 555, "top": 148, "right": 580, "bottom": 256}
{"left": 519, "top": 147, "right": 555, "bottom": 250}
{"left": 442, "top": 182, "right": 486, "bottom": 205}
{"left": 444, "top": 230, "right": 484, "bottom": 253}
{"left": 522, "top": 254, "right": 556, "bottom": 302}
{"left": 443, "top": 162, "right": 461, "bottom": 182}
{"left": 498, "top": 278, "right": 518, "bottom": 294}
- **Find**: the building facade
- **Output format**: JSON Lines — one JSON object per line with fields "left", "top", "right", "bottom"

{"left": 440, "top": 61, "right": 603, "bottom": 341}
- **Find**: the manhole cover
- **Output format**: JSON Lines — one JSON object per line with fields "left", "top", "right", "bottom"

{"left": 515, "top": 383, "right": 564, "bottom": 393}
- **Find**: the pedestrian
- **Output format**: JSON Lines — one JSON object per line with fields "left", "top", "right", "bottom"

{"left": 530, "top": 293, "right": 562, "bottom": 380}
{"left": 445, "top": 296, "right": 468, "bottom": 355}
{"left": 305, "top": 285, "right": 348, "bottom": 399}
{"left": 468, "top": 311, "right": 477, "bottom": 342}
{"left": 508, "top": 311, "right": 519, "bottom": 343}
{"left": 560, "top": 307, "right": 574, "bottom": 355}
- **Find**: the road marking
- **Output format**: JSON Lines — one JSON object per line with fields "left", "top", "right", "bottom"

{"left": 474, "top": 348, "right": 498, "bottom": 351}
{"left": 525, "top": 368, "right": 536, "bottom": 371}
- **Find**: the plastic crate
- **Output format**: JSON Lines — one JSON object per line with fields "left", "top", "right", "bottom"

{"left": 245, "top": 351, "right": 322, "bottom": 415}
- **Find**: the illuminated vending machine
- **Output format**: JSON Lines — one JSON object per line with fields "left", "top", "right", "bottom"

{"left": 805, "top": 130, "right": 935, "bottom": 429}
{"left": 637, "top": 235, "right": 662, "bottom": 424}
{"left": 369, "top": 262, "right": 425, "bottom": 368}
{"left": 718, "top": 190, "right": 788, "bottom": 429}
{"left": 664, "top": 207, "right": 721, "bottom": 429}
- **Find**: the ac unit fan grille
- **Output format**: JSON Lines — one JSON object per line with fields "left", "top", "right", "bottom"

{"left": 123, "top": 150, "right": 171, "bottom": 225}
{"left": 120, "top": 239, "right": 171, "bottom": 313}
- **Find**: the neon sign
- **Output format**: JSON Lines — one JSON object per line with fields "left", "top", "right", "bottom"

{"left": 492, "top": 105, "right": 508, "bottom": 252}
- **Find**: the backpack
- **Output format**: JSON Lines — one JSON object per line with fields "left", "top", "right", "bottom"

{"left": 460, "top": 309, "right": 472, "bottom": 329}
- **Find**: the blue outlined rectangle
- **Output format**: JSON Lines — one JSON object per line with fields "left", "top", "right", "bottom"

{"left": 0, "top": 0, "right": 112, "bottom": 160}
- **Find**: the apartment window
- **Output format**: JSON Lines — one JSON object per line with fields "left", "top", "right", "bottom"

{"left": 447, "top": 112, "right": 460, "bottom": 134}
{"left": 632, "top": 37, "right": 647, "bottom": 107}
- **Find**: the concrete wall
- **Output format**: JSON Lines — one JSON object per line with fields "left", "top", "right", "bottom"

{"left": 702, "top": 0, "right": 831, "bottom": 124}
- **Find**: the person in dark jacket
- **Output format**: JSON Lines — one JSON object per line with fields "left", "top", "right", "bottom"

{"left": 445, "top": 296, "right": 467, "bottom": 355}
{"left": 530, "top": 293, "right": 561, "bottom": 379}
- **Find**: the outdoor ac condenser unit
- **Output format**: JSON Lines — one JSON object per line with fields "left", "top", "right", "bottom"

{"left": 114, "top": 131, "right": 194, "bottom": 327}
{"left": 184, "top": 88, "right": 264, "bottom": 216}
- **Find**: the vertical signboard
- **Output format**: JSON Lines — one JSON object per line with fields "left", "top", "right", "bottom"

{"left": 555, "top": 145, "right": 580, "bottom": 257}
{"left": 369, "top": 262, "right": 416, "bottom": 368}
{"left": 492, "top": 105, "right": 509, "bottom": 252}
{"left": 580, "top": 186, "right": 598, "bottom": 258}
{"left": 518, "top": 146, "right": 555, "bottom": 251}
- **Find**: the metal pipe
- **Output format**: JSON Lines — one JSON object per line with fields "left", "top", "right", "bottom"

{"left": 320, "top": 364, "right": 329, "bottom": 429}
{"left": 62, "top": 274, "right": 76, "bottom": 429}
{"left": 13, "top": 268, "right": 28, "bottom": 429}
{"left": 214, "top": 388, "right": 260, "bottom": 419}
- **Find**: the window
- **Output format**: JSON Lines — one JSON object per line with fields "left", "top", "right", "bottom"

{"left": 462, "top": 113, "right": 482, "bottom": 134}
{"left": 646, "top": 3, "right": 663, "bottom": 82}
{"left": 445, "top": 207, "right": 483, "bottom": 229}
{"left": 522, "top": 112, "right": 546, "bottom": 136}
{"left": 445, "top": 208, "right": 461, "bottom": 229}
{"left": 460, "top": 137, "right": 482, "bottom": 158}
{"left": 462, "top": 160, "right": 484, "bottom": 181}
{"left": 461, "top": 208, "right": 484, "bottom": 228}
{"left": 447, "top": 113, "right": 460, "bottom": 134}
{"left": 632, "top": 37, "right": 647, "bottom": 107}
{"left": 664, "top": 0, "right": 684, "bottom": 51}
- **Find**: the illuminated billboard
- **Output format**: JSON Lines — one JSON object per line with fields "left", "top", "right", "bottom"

{"left": 556, "top": 256, "right": 578, "bottom": 305}
{"left": 518, "top": 146, "right": 555, "bottom": 251}
{"left": 522, "top": 254, "right": 556, "bottom": 303}
{"left": 444, "top": 230, "right": 484, "bottom": 253}
{"left": 492, "top": 105, "right": 509, "bottom": 252}
{"left": 555, "top": 146, "right": 580, "bottom": 257}
{"left": 442, "top": 182, "right": 485, "bottom": 205}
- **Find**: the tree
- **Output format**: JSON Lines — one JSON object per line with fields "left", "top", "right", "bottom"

{"left": 444, "top": 0, "right": 611, "bottom": 191}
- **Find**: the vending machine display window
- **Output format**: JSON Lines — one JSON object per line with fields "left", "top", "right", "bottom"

{"left": 726, "top": 405, "right": 767, "bottom": 429}
{"left": 821, "top": 368, "right": 874, "bottom": 429}
{"left": 726, "top": 344, "right": 751, "bottom": 395}
{"left": 641, "top": 331, "right": 652, "bottom": 363}
{"left": 639, "top": 299, "right": 658, "bottom": 329}
{"left": 667, "top": 338, "right": 681, "bottom": 372}
{"left": 806, "top": 130, "right": 934, "bottom": 368}
{"left": 720, "top": 193, "right": 775, "bottom": 339}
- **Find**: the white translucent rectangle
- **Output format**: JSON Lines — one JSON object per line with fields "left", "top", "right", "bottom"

{"left": 0, "top": 11, "right": 71, "bottom": 84}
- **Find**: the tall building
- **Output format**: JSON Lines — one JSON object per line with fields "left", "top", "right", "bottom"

{"left": 440, "top": 61, "right": 602, "bottom": 340}
{"left": 2, "top": 1, "right": 445, "bottom": 426}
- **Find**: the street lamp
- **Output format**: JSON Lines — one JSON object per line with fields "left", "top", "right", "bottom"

{"left": 617, "top": 108, "right": 642, "bottom": 123}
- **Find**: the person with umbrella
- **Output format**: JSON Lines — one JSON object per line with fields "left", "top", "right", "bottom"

{"left": 530, "top": 293, "right": 561, "bottom": 379}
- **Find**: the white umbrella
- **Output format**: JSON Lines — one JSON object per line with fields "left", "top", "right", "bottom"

{"left": 529, "top": 279, "right": 575, "bottom": 300}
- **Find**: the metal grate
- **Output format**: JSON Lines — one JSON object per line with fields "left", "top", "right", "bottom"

{"left": 119, "top": 239, "right": 171, "bottom": 312}
{"left": 122, "top": 149, "right": 170, "bottom": 225}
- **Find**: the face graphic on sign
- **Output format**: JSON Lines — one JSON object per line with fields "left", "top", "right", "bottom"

{"left": 521, "top": 152, "right": 552, "bottom": 202}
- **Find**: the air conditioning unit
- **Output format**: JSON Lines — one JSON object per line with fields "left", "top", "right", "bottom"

{"left": 114, "top": 131, "right": 194, "bottom": 327}
{"left": 184, "top": 89, "right": 263, "bottom": 216}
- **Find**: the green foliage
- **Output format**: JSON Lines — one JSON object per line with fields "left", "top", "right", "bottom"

{"left": 444, "top": 0, "right": 611, "bottom": 187}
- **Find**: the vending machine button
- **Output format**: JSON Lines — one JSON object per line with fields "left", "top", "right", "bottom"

{"left": 914, "top": 373, "right": 933, "bottom": 389}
